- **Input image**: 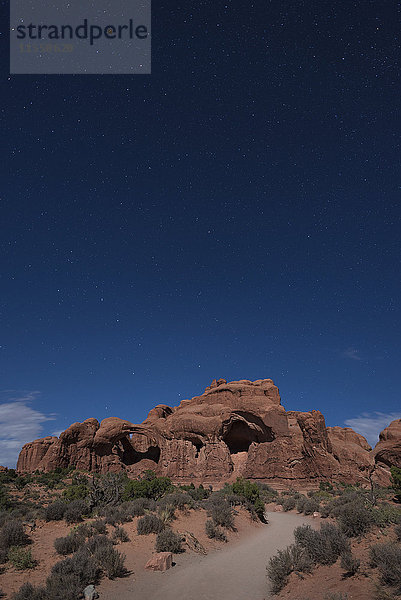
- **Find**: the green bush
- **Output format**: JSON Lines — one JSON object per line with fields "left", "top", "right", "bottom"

{"left": 137, "top": 514, "right": 164, "bottom": 535}
{"left": 186, "top": 484, "right": 210, "bottom": 501}
{"left": 0, "top": 485, "right": 11, "bottom": 511}
{"left": 370, "top": 543, "right": 401, "bottom": 590}
{"left": 371, "top": 503, "right": 401, "bottom": 527}
{"left": 155, "top": 528, "right": 184, "bottom": 553}
{"left": 395, "top": 523, "right": 401, "bottom": 542}
{"left": 231, "top": 477, "right": 259, "bottom": 503}
{"left": 8, "top": 546, "right": 36, "bottom": 570}
{"left": 205, "top": 519, "right": 227, "bottom": 542}
{"left": 123, "top": 471, "right": 173, "bottom": 501}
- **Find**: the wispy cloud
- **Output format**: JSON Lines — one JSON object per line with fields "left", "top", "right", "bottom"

{"left": 0, "top": 391, "right": 55, "bottom": 468}
{"left": 342, "top": 347, "right": 362, "bottom": 361}
{"left": 344, "top": 412, "right": 401, "bottom": 448}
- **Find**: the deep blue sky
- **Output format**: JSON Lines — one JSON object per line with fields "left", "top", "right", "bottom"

{"left": 1, "top": 1, "right": 400, "bottom": 465}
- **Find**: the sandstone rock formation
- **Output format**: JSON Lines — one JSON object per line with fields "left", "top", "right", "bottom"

{"left": 145, "top": 552, "right": 173, "bottom": 571}
{"left": 16, "top": 378, "right": 399, "bottom": 486}
{"left": 372, "top": 419, "right": 401, "bottom": 469}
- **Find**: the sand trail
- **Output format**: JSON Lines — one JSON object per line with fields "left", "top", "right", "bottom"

{"left": 99, "top": 511, "right": 313, "bottom": 600}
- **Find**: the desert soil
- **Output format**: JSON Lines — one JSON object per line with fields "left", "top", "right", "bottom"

{"left": 98, "top": 511, "right": 315, "bottom": 600}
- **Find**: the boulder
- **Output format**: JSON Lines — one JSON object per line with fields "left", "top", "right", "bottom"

{"left": 83, "top": 584, "right": 99, "bottom": 600}
{"left": 145, "top": 552, "right": 173, "bottom": 571}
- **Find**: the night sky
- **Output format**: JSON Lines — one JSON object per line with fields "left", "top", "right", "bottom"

{"left": 1, "top": 0, "right": 401, "bottom": 466}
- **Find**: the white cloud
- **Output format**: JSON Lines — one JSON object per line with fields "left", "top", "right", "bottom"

{"left": 342, "top": 347, "right": 362, "bottom": 361}
{"left": 0, "top": 391, "right": 55, "bottom": 468}
{"left": 344, "top": 412, "right": 401, "bottom": 448}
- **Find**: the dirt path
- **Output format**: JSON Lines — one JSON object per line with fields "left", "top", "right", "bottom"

{"left": 99, "top": 511, "right": 315, "bottom": 600}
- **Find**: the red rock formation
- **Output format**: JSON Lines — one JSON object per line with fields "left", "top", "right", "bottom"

{"left": 372, "top": 419, "right": 401, "bottom": 469}
{"left": 16, "top": 379, "right": 398, "bottom": 486}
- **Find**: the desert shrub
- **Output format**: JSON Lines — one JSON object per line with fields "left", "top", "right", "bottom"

{"left": 267, "top": 544, "right": 312, "bottom": 593}
{"left": 100, "top": 505, "right": 131, "bottom": 526}
{"left": 395, "top": 523, "right": 401, "bottom": 542}
{"left": 324, "top": 594, "right": 348, "bottom": 600}
{"left": 45, "top": 572, "right": 82, "bottom": 600}
{"left": 282, "top": 497, "right": 296, "bottom": 511}
{"left": 0, "top": 485, "right": 11, "bottom": 511}
{"left": 157, "top": 492, "right": 192, "bottom": 512}
{"left": 155, "top": 528, "right": 183, "bottom": 553}
{"left": 390, "top": 466, "right": 401, "bottom": 501}
{"left": 45, "top": 500, "right": 68, "bottom": 522}
{"left": 294, "top": 523, "right": 350, "bottom": 565}
{"left": 303, "top": 498, "right": 320, "bottom": 515}
{"left": 112, "top": 526, "right": 129, "bottom": 543}
{"left": 371, "top": 503, "right": 401, "bottom": 527}
{"left": 8, "top": 546, "right": 36, "bottom": 570}
{"left": 122, "top": 497, "right": 155, "bottom": 517}
{"left": 337, "top": 502, "right": 373, "bottom": 537}
{"left": 340, "top": 550, "right": 360, "bottom": 576}
{"left": 122, "top": 471, "right": 173, "bottom": 501}
{"left": 187, "top": 484, "right": 210, "bottom": 501}
{"left": 92, "top": 545, "right": 127, "bottom": 579}
{"left": 137, "top": 513, "right": 164, "bottom": 535}
{"left": 296, "top": 495, "right": 307, "bottom": 513}
{"left": 91, "top": 519, "right": 107, "bottom": 535}
{"left": 207, "top": 500, "right": 235, "bottom": 530}
{"left": 62, "top": 482, "right": 89, "bottom": 502}
{"left": 157, "top": 506, "right": 176, "bottom": 524}
{"left": 255, "top": 482, "right": 279, "bottom": 502}
{"left": 54, "top": 533, "right": 85, "bottom": 555}
{"left": 11, "top": 582, "right": 47, "bottom": 600}
{"left": 205, "top": 519, "right": 227, "bottom": 542}
{"left": 296, "top": 495, "right": 319, "bottom": 515}
{"left": 86, "top": 534, "right": 113, "bottom": 555}
{"left": 370, "top": 543, "right": 401, "bottom": 589}
{"left": 87, "top": 472, "right": 128, "bottom": 509}
{"left": 0, "top": 520, "right": 30, "bottom": 549}
{"left": 51, "top": 548, "right": 100, "bottom": 586}
{"left": 231, "top": 477, "right": 260, "bottom": 503}
{"left": 64, "top": 499, "right": 88, "bottom": 524}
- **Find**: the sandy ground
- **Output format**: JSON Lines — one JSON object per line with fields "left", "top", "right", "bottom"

{"left": 98, "top": 511, "right": 315, "bottom": 600}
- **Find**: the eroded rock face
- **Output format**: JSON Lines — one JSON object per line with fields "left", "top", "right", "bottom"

{"left": 372, "top": 419, "right": 401, "bottom": 469}
{"left": 16, "top": 379, "right": 398, "bottom": 486}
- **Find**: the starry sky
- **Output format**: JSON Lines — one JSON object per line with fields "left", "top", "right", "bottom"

{"left": 1, "top": 0, "right": 401, "bottom": 466}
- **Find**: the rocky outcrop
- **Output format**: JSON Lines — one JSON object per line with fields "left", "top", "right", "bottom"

{"left": 372, "top": 419, "right": 401, "bottom": 469}
{"left": 16, "top": 379, "right": 399, "bottom": 486}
